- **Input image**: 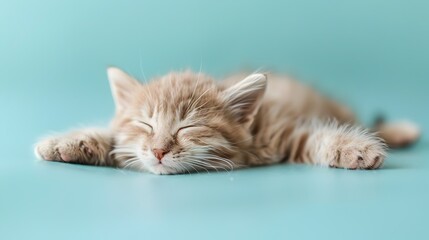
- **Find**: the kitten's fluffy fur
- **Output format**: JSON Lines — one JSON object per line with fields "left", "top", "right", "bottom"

{"left": 35, "top": 67, "right": 420, "bottom": 174}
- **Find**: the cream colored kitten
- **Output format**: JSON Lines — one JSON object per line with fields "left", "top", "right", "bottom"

{"left": 34, "top": 67, "right": 420, "bottom": 174}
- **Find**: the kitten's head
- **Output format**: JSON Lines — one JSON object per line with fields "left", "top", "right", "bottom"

{"left": 108, "top": 67, "right": 266, "bottom": 174}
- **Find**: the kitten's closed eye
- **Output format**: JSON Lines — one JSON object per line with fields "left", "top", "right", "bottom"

{"left": 135, "top": 120, "right": 153, "bottom": 133}
{"left": 177, "top": 125, "right": 198, "bottom": 132}
{"left": 176, "top": 125, "right": 212, "bottom": 137}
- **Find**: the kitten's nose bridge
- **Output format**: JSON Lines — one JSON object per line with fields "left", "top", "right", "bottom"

{"left": 151, "top": 132, "right": 174, "bottom": 161}
{"left": 152, "top": 148, "right": 169, "bottom": 161}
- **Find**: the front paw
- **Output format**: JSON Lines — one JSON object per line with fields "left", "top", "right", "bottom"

{"left": 35, "top": 135, "right": 96, "bottom": 163}
{"left": 329, "top": 143, "right": 386, "bottom": 170}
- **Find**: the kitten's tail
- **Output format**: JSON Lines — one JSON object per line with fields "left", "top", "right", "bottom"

{"left": 373, "top": 115, "right": 421, "bottom": 148}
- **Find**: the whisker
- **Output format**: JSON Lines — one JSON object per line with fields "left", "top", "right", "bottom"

{"left": 180, "top": 161, "right": 202, "bottom": 174}
{"left": 175, "top": 161, "right": 191, "bottom": 174}
{"left": 123, "top": 158, "right": 142, "bottom": 170}
{"left": 189, "top": 157, "right": 230, "bottom": 171}
{"left": 182, "top": 158, "right": 213, "bottom": 173}
{"left": 186, "top": 158, "right": 220, "bottom": 172}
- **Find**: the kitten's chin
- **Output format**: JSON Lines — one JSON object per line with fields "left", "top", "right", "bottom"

{"left": 148, "top": 164, "right": 179, "bottom": 175}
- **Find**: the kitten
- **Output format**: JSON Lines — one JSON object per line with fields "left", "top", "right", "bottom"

{"left": 34, "top": 67, "right": 420, "bottom": 174}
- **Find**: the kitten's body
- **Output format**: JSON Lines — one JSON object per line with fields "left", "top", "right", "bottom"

{"left": 35, "top": 68, "right": 420, "bottom": 174}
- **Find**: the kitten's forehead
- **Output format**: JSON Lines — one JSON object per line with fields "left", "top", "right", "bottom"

{"left": 158, "top": 71, "right": 213, "bottom": 96}
{"left": 139, "top": 71, "right": 220, "bottom": 124}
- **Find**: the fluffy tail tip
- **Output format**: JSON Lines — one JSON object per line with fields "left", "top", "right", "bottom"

{"left": 377, "top": 120, "right": 421, "bottom": 148}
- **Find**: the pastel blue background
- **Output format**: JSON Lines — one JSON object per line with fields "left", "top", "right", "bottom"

{"left": 1, "top": 0, "right": 428, "bottom": 239}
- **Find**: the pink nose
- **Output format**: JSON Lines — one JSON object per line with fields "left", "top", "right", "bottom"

{"left": 152, "top": 148, "right": 168, "bottom": 161}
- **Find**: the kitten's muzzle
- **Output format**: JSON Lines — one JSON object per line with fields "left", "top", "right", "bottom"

{"left": 152, "top": 148, "right": 169, "bottom": 162}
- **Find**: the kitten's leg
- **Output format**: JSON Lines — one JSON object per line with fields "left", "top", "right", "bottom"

{"left": 34, "top": 128, "right": 115, "bottom": 166}
{"left": 285, "top": 121, "right": 386, "bottom": 169}
{"left": 318, "top": 98, "right": 420, "bottom": 149}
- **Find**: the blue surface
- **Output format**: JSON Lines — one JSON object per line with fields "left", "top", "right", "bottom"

{"left": 1, "top": 1, "right": 428, "bottom": 239}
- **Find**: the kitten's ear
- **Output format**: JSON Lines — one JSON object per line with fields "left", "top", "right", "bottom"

{"left": 107, "top": 67, "right": 140, "bottom": 112}
{"left": 221, "top": 73, "right": 267, "bottom": 126}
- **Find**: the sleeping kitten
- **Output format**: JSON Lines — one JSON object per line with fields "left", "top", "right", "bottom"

{"left": 34, "top": 67, "right": 420, "bottom": 174}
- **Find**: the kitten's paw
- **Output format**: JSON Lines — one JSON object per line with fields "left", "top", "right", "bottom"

{"left": 35, "top": 135, "right": 98, "bottom": 164}
{"left": 329, "top": 142, "right": 386, "bottom": 170}
{"left": 34, "top": 137, "right": 61, "bottom": 161}
{"left": 328, "top": 128, "right": 386, "bottom": 169}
